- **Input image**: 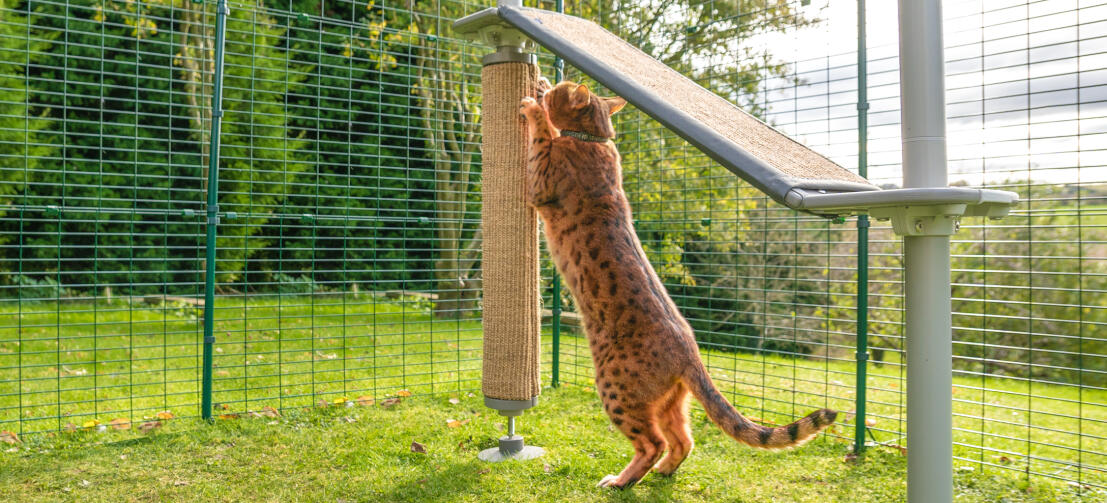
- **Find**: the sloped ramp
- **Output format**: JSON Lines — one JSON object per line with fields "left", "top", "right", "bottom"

{"left": 455, "top": 5, "right": 877, "bottom": 207}
{"left": 454, "top": 6, "right": 1018, "bottom": 217}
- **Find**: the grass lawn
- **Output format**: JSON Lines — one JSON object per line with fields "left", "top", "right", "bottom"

{"left": 0, "top": 385, "right": 1096, "bottom": 502}
{"left": 0, "top": 295, "right": 1104, "bottom": 500}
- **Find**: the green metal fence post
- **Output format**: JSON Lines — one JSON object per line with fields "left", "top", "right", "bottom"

{"left": 549, "top": 0, "right": 564, "bottom": 389}
{"left": 854, "top": 0, "right": 870, "bottom": 455}
{"left": 201, "top": 0, "right": 230, "bottom": 422}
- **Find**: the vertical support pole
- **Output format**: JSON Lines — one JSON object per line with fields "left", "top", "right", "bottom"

{"left": 551, "top": 276, "right": 561, "bottom": 387}
{"left": 549, "top": 0, "right": 564, "bottom": 389}
{"left": 201, "top": 0, "right": 229, "bottom": 422}
{"left": 898, "top": 0, "right": 953, "bottom": 500}
{"left": 854, "top": 0, "right": 870, "bottom": 455}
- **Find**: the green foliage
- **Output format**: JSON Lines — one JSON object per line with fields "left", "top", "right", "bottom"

{"left": 275, "top": 272, "right": 323, "bottom": 295}
{"left": 8, "top": 273, "right": 73, "bottom": 299}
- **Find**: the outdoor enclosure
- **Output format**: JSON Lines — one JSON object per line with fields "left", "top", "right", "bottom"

{"left": 0, "top": 0, "right": 1103, "bottom": 496}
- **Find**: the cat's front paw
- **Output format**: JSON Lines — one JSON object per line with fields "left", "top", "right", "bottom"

{"left": 536, "top": 77, "right": 552, "bottom": 101}
{"left": 519, "top": 96, "right": 539, "bottom": 119}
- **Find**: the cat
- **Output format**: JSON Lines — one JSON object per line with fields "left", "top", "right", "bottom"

{"left": 519, "top": 79, "right": 838, "bottom": 489}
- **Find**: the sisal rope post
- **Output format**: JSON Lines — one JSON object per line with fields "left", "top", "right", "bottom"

{"left": 480, "top": 60, "right": 542, "bottom": 409}
{"left": 472, "top": 37, "right": 545, "bottom": 461}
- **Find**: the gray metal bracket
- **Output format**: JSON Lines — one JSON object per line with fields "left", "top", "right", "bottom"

{"left": 454, "top": 7, "right": 537, "bottom": 66}
{"left": 869, "top": 204, "right": 965, "bottom": 237}
{"left": 785, "top": 186, "right": 1018, "bottom": 236}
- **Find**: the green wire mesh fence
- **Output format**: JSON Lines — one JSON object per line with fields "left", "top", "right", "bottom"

{"left": 0, "top": 0, "right": 1102, "bottom": 494}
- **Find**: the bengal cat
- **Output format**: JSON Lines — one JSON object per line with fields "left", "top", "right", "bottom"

{"left": 519, "top": 79, "right": 838, "bottom": 489}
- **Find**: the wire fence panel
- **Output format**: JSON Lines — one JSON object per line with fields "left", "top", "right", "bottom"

{"left": 550, "top": 0, "right": 1105, "bottom": 492}
{"left": 0, "top": 0, "right": 1102, "bottom": 495}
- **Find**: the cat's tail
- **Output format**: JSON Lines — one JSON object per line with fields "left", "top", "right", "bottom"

{"left": 682, "top": 362, "right": 837, "bottom": 450}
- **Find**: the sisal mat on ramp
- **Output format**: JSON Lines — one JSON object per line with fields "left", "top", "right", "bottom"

{"left": 456, "top": 6, "right": 879, "bottom": 207}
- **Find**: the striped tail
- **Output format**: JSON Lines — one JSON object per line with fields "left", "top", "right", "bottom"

{"left": 683, "top": 363, "right": 837, "bottom": 450}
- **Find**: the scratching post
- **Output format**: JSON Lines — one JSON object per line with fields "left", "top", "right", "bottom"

{"left": 471, "top": 2, "right": 545, "bottom": 462}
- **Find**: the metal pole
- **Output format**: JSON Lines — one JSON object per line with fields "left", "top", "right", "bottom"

{"left": 201, "top": 0, "right": 229, "bottom": 422}
{"left": 550, "top": 0, "right": 564, "bottom": 389}
{"left": 854, "top": 0, "right": 870, "bottom": 456}
{"left": 898, "top": 0, "right": 953, "bottom": 500}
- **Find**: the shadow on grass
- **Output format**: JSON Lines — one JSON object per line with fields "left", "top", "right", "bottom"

{"left": 377, "top": 458, "right": 488, "bottom": 501}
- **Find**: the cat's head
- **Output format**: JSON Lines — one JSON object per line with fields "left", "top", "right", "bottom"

{"left": 541, "top": 81, "right": 626, "bottom": 139}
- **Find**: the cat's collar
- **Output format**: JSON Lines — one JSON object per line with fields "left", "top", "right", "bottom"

{"left": 560, "top": 129, "right": 612, "bottom": 143}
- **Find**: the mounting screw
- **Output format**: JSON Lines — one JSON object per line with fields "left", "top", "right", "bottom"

{"left": 418, "top": 216, "right": 430, "bottom": 224}
{"left": 953, "top": 220, "right": 961, "bottom": 232}
{"left": 914, "top": 219, "right": 924, "bottom": 233}
{"left": 182, "top": 209, "right": 195, "bottom": 218}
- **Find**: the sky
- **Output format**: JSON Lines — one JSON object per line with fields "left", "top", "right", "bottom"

{"left": 739, "top": 0, "right": 1106, "bottom": 188}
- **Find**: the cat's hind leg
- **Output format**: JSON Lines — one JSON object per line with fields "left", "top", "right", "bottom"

{"left": 653, "top": 382, "right": 693, "bottom": 475}
{"left": 597, "top": 410, "right": 667, "bottom": 489}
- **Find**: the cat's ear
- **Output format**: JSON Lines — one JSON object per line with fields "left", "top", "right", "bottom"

{"left": 570, "top": 84, "right": 591, "bottom": 108}
{"left": 601, "top": 96, "right": 627, "bottom": 115}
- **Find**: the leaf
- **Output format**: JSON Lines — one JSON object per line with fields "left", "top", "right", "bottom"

{"left": 260, "top": 406, "right": 280, "bottom": 418}
{"left": 218, "top": 414, "right": 240, "bottom": 420}
{"left": 0, "top": 431, "right": 20, "bottom": 444}
{"left": 63, "top": 423, "right": 78, "bottom": 433}
{"left": 446, "top": 418, "right": 470, "bottom": 428}
{"left": 155, "top": 411, "right": 175, "bottom": 420}
{"left": 317, "top": 399, "right": 331, "bottom": 409}
{"left": 333, "top": 397, "right": 349, "bottom": 406}
{"left": 396, "top": 390, "right": 412, "bottom": 397}
{"left": 410, "top": 441, "right": 427, "bottom": 454}
{"left": 315, "top": 351, "right": 337, "bottom": 360}
{"left": 82, "top": 419, "right": 101, "bottom": 429}
{"left": 380, "top": 398, "right": 401, "bottom": 408}
{"left": 356, "top": 396, "right": 375, "bottom": 406}
{"left": 448, "top": 397, "right": 460, "bottom": 405}
{"left": 109, "top": 418, "right": 131, "bottom": 430}
{"left": 138, "top": 421, "right": 162, "bottom": 434}
{"left": 864, "top": 418, "right": 877, "bottom": 427}
{"left": 844, "top": 453, "right": 859, "bottom": 463}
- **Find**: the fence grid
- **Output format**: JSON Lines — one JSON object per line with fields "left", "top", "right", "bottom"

{"left": 0, "top": 0, "right": 1102, "bottom": 493}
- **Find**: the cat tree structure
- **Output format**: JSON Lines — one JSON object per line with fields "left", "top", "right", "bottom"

{"left": 456, "top": 2, "right": 1017, "bottom": 500}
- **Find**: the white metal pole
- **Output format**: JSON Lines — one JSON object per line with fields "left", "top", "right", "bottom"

{"left": 898, "top": 0, "right": 953, "bottom": 501}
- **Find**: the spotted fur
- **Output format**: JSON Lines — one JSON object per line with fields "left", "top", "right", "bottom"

{"left": 519, "top": 79, "right": 838, "bottom": 489}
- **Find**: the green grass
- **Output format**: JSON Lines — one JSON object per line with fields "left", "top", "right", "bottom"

{"left": 0, "top": 386, "right": 1097, "bottom": 502}
{"left": 0, "top": 295, "right": 1104, "bottom": 499}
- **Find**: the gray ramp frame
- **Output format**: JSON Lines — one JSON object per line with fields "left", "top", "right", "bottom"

{"left": 456, "top": 6, "right": 878, "bottom": 206}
